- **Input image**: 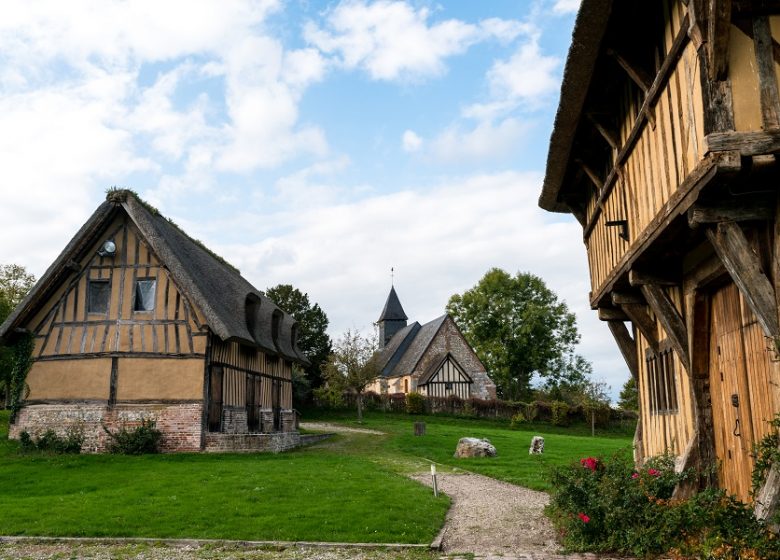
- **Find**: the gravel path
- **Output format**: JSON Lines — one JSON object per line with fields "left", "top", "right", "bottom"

{"left": 410, "top": 472, "right": 559, "bottom": 556}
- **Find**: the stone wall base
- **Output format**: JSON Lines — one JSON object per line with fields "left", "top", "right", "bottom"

{"left": 204, "top": 431, "right": 301, "bottom": 453}
{"left": 9, "top": 403, "right": 203, "bottom": 453}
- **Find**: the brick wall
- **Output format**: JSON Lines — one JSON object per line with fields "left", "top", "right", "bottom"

{"left": 204, "top": 431, "right": 300, "bottom": 453}
{"left": 9, "top": 403, "right": 203, "bottom": 453}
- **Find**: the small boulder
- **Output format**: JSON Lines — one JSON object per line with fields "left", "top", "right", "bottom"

{"left": 454, "top": 437, "right": 496, "bottom": 458}
{"left": 529, "top": 435, "right": 545, "bottom": 455}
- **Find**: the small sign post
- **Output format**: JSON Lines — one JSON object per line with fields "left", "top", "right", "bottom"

{"left": 431, "top": 463, "right": 438, "bottom": 497}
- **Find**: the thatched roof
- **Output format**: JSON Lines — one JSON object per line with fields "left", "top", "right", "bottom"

{"left": 539, "top": 0, "right": 613, "bottom": 212}
{"left": 0, "top": 190, "right": 309, "bottom": 366}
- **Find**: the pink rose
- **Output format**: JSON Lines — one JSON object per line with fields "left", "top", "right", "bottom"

{"left": 578, "top": 512, "right": 590, "bottom": 523}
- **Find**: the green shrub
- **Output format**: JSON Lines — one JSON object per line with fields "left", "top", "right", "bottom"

{"left": 752, "top": 413, "right": 780, "bottom": 496}
{"left": 19, "top": 427, "right": 83, "bottom": 454}
{"left": 550, "top": 401, "right": 570, "bottom": 426}
{"left": 509, "top": 412, "right": 526, "bottom": 429}
{"left": 104, "top": 419, "right": 162, "bottom": 455}
{"left": 313, "top": 386, "right": 345, "bottom": 409}
{"left": 405, "top": 391, "right": 425, "bottom": 415}
{"left": 547, "top": 453, "right": 780, "bottom": 558}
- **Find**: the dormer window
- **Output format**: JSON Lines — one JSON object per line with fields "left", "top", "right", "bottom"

{"left": 271, "top": 310, "right": 282, "bottom": 346}
{"left": 133, "top": 279, "right": 156, "bottom": 312}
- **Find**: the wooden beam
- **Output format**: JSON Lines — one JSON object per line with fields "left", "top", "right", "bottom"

{"left": 708, "top": 0, "right": 732, "bottom": 81}
{"left": 753, "top": 16, "right": 780, "bottom": 129}
{"left": 607, "top": 320, "right": 639, "bottom": 382}
{"left": 687, "top": 200, "right": 775, "bottom": 226}
{"left": 707, "top": 222, "right": 780, "bottom": 337}
{"left": 700, "top": 52, "right": 735, "bottom": 135}
{"left": 607, "top": 48, "right": 654, "bottom": 93}
{"left": 687, "top": 0, "right": 707, "bottom": 49}
{"left": 586, "top": 113, "right": 619, "bottom": 151}
{"left": 577, "top": 160, "right": 604, "bottom": 192}
{"left": 734, "top": 18, "right": 780, "bottom": 67}
{"left": 589, "top": 152, "right": 740, "bottom": 308}
{"left": 755, "top": 465, "right": 780, "bottom": 521}
{"left": 612, "top": 291, "right": 644, "bottom": 305}
{"left": 640, "top": 284, "right": 690, "bottom": 370}
{"left": 629, "top": 270, "right": 678, "bottom": 286}
{"left": 706, "top": 129, "right": 780, "bottom": 155}
{"left": 612, "top": 295, "right": 661, "bottom": 354}
{"left": 733, "top": 0, "right": 780, "bottom": 15}
{"left": 598, "top": 306, "right": 629, "bottom": 321}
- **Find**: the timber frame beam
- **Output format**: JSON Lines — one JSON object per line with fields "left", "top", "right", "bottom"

{"left": 612, "top": 291, "right": 661, "bottom": 354}
{"left": 706, "top": 222, "right": 780, "bottom": 338}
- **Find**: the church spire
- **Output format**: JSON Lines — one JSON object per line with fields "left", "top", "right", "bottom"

{"left": 377, "top": 285, "right": 408, "bottom": 348}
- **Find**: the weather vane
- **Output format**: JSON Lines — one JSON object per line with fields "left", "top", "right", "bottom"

{"left": 391, "top": 266, "right": 394, "bottom": 286}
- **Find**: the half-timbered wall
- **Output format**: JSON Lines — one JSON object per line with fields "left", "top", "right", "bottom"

{"left": 636, "top": 286, "right": 695, "bottom": 458}
{"left": 23, "top": 215, "right": 208, "bottom": 403}
{"left": 585, "top": 0, "right": 706, "bottom": 297}
{"left": 419, "top": 357, "right": 471, "bottom": 399}
{"left": 208, "top": 339, "right": 293, "bottom": 411}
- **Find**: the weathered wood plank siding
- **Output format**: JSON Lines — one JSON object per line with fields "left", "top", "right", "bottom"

{"left": 585, "top": 1, "right": 705, "bottom": 294}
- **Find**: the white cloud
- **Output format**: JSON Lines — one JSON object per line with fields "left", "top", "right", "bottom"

{"left": 305, "top": 0, "right": 525, "bottom": 81}
{"left": 552, "top": 0, "right": 582, "bottom": 15}
{"left": 204, "top": 171, "right": 627, "bottom": 399}
{"left": 428, "top": 118, "right": 532, "bottom": 162}
{"left": 401, "top": 129, "right": 422, "bottom": 152}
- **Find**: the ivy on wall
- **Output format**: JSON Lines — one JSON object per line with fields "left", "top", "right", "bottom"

{"left": 8, "top": 333, "right": 34, "bottom": 422}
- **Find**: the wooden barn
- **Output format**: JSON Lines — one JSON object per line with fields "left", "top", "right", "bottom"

{"left": 540, "top": 0, "right": 780, "bottom": 515}
{"left": 366, "top": 287, "right": 496, "bottom": 399}
{"left": 0, "top": 189, "right": 309, "bottom": 453}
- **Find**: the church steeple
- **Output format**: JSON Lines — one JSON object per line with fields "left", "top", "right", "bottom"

{"left": 377, "top": 286, "right": 408, "bottom": 348}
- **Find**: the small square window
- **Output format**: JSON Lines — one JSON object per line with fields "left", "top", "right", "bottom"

{"left": 134, "top": 279, "right": 156, "bottom": 312}
{"left": 88, "top": 280, "right": 110, "bottom": 314}
{"left": 445, "top": 382, "right": 453, "bottom": 391}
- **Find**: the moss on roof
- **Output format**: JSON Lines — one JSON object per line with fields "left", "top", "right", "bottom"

{"left": 105, "top": 187, "right": 240, "bottom": 274}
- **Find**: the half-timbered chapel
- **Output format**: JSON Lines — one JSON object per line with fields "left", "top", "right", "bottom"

{"left": 0, "top": 189, "right": 308, "bottom": 452}
{"left": 539, "top": 0, "right": 780, "bottom": 517}
{"left": 366, "top": 287, "right": 496, "bottom": 400}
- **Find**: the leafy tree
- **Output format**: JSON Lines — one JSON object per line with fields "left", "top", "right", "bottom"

{"left": 538, "top": 354, "right": 608, "bottom": 406}
{"left": 0, "top": 264, "right": 36, "bottom": 408}
{"left": 618, "top": 376, "right": 639, "bottom": 411}
{"left": 321, "top": 330, "right": 379, "bottom": 422}
{"left": 447, "top": 268, "right": 582, "bottom": 400}
{"left": 265, "top": 284, "right": 332, "bottom": 397}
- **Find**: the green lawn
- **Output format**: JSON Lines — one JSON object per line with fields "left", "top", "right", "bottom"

{"left": 303, "top": 410, "right": 635, "bottom": 491}
{"left": 0, "top": 408, "right": 633, "bottom": 542}
{"left": 0, "top": 410, "right": 447, "bottom": 543}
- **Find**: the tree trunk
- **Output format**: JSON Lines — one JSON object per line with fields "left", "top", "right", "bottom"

{"left": 356, "top": 393, "right": 363, "bottom": 423}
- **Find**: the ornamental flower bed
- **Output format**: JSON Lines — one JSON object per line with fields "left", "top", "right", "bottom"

{"left": 547, "top": 453, "right": 780, "bottom": 558}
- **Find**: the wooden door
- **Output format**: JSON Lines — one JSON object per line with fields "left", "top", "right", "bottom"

{"left": 272, "top": 378, "right": 281, "bottom": 432}
{"left": 709, "top": 283, "right": 778, "bottom": 502}
{"left": 208, "top": 366, "right": 224, "bottom": 432}
{"left": 246, "top": 375, "right": 261, "bottom": 432}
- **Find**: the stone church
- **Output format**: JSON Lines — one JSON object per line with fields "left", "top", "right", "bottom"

{"left": 367, "top": 287, "right": 496, "bottom": 400}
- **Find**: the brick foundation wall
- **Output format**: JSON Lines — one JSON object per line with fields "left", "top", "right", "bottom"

{"left": 9, "top": 403, "right": 203, "bottom": 453}
{"left": 204, "top": 431, "right": 301, "bottom": 453}
{"left": 221, "top": 407, "right": 247, "bottom": 434}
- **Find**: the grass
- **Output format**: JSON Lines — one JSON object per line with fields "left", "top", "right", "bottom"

{"left": 0, "top": 410, "right": 447, "bottom": 543}
{"left": 302, "top": 409, "right": 635, "bottom": 491}
{"left": 0, "top": 407, "right": 634, "bottom": 543}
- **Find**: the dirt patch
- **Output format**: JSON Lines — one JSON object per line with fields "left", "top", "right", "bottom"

{"left": 299, "top": 422, "right": 385, "bottom": 435}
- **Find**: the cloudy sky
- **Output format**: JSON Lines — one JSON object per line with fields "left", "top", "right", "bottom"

{"left": 0, "top": 0, "right": 629, "bottom": 399}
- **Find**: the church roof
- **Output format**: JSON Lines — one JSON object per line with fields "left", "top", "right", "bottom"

{"left": 374, "top": 314, "right": 448, "bottom": 378}
{"left": 378, "top": 286, "right": 408, "bottom": 322}
{"left": 0, "top": 189, "right": 309, "bottom": 365}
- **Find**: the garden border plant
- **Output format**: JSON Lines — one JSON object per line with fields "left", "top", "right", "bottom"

{"left": 102, "top": 418, "right": 163, "bottom": 454}
{"left": 547, "top": 452, "right": 780, "bottom": 558}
